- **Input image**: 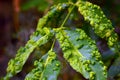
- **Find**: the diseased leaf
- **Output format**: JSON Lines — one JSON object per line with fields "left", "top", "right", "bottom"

{"left": 36, "top": 3, "right": 69, "bottom": 30}
{"left": 77, "top": 0, "right": 120, "bottom": 54}
{"left": 25, "top": 50, "right": 61, "bottom": 80}
{"left": 77, "top": 0, "right": 113, "bottom": 38}
{"left": 4, "top": 27, "right": 53, "bottom": 80}
{"left": 4, "top": 3, "right": 70, "bottom": 79}
{"left": 54, "top": 28, "right": 107, "bottom": 80}
{"left": 82, "top": 22, "right": 115, "bottom": 61}
{"left": 4, "top": 1, "right": 120, "bottom": 80}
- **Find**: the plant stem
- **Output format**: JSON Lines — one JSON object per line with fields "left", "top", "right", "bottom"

{"left": 60, "top": 5, "right": 75, "bottom": 28}
{"left": 51, "top": 38, "right": 56, "bottom": 50}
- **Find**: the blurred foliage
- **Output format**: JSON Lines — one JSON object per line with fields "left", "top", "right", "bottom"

{"left": 21, "top": 0, "right": 68, "bottom": 12}
{"left": 21, "top": 0, "right": 49, "bottom": 11}
{"left": 53, "top": 0, "right": 68, "bottom": 4}
{"left": 20, "top": 0, "right": 78, "bottom": 12}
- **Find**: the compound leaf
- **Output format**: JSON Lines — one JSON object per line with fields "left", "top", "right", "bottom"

{"left": 4, "top": 3, "right": 70, "bottom": 79}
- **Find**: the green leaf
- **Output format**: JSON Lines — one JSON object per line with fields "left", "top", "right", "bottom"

{"left": 25, "top": 50, "right": 61, "bottom": 80}
{"left": 77, "top": 0, "right": 120, "bottom": 54}
{"left": 77, "top": 0, "right": 113, "bottom": 38}
{"left": 4, "top": 27, "right": 53, "bottom": 80}
{"left": 54, "top": 28, "right": 107, "bottom": 80}
{"left": 36, "top": 3, "right": 69, "bottom": 30}
{"left": 4, "top": 3, "right": 70, "bottom": 79}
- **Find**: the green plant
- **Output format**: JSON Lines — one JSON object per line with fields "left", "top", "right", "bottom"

{"left": 3, "top": 0, "right": 120, "bottom": 80}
